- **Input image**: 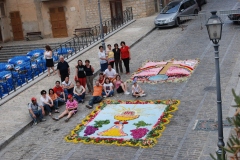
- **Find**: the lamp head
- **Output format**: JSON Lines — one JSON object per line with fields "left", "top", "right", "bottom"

{"left": 206, "top": 11, "right": 223, "bottom": 44}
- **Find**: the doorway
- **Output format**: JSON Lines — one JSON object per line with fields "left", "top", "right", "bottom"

{"left": 110, "top": 0, "right": 123, "bottom": 24}
{"left": 49, "top": 7, "right": 68, "bottom": 38}
{"left": 10, "top": 11, "right": 24, "bottom": 41}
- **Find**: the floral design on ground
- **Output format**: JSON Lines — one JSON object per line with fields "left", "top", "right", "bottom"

{"left": 84, "top": 126, "right": 98, "bottom": 136}
{"left": 127, "top": 59, "right": 199, "bottom": 84}
{"left": 130, "top": 128, "right": 149, "bottom": 139}
{"left": 133, "top": 121, "right": 152, "bottom": 128}
{"left": 65, "top": 99, "right": 180, "bottom": 148}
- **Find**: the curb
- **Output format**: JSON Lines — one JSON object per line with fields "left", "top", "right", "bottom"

{"left": 0, "top": 20, "right": 156, "bottom": 151}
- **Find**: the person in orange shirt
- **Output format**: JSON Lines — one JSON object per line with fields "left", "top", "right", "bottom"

{"left": 86, "top": 80, "right": 103, "bottom": 109}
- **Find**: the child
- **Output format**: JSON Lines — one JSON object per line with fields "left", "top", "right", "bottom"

{"left": 132, "top": 80, "right": 146, "bottom": 98}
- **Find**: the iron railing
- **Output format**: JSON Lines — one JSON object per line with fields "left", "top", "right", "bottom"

{"left": 0, "top": 7, "right": 133, "bottom": 99}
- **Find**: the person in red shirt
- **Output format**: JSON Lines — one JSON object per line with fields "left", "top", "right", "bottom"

{"left": 53, "top": 80, "right": 66, "bottom": 103}
{"left": 120, "top": 41, "right": 131, "bottom": 74}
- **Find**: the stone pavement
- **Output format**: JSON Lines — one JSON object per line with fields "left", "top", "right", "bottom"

{"left": 1, "top": 0, "right": 240, "bottom": 159}
{"left": 0, "top": 14, "right": 156, "bottom": 150}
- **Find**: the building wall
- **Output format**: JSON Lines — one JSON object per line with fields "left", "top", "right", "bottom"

{"left": 1, "top": 0, "right": 158, "bottom": 41}
{"left": 83, "top": 0, "right": 111, "bottom": 28}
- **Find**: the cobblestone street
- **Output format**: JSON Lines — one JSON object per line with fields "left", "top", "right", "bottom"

{"left": 1, "top": 0, "right": 240, "bottom": 159}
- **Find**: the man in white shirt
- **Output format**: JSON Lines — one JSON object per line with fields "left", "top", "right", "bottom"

{"left": 104, "top": 64, "right": 117, "bottom": 84}
{"left": 62, "top": 76, "right": 74, "bottom": 98}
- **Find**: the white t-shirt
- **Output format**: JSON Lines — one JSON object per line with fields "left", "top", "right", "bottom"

{"left": 74, "top": 85, "right": 84, "bottom": 94}
{"left": 44, "top": 51, "right": 52, "bottom": 59}
{"left": 104, "top": 68, "right": 117, "bottom": 78}
{"left": 98, "top": 51, "right": 107, "bottom": 64}
{"left": 132, "top": 84, "right": 140, "bottom": 93}
{"left": 104, "top": 83, "right": 113, "bottom": 92}
{"left": 39, "top": 95, "right": 51, "bottom": 106}
{"left": 62, "top": 81, "right": 72, "bottom": 87}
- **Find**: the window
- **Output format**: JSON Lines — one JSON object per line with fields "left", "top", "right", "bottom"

{"left": 189, "top": 0, "right": 196, "bottom": 6}
{"left": 183, "top": 1, "right": 191, "bottom": 9}
{"left": 0, "top": 3, "right": 5, "bottom": 17}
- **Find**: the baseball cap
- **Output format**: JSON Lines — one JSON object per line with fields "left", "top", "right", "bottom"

{"left": 31, "top": 97, "right": 37, "bottom": 101}
{"left": 68, "top": 94, "right": 73, "bottom": 99}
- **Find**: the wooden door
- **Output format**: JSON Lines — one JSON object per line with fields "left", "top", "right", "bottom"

{"left": 49, "top": 7, "right": 68, "bottom": 38}
{"left": 110, "top": 0, "right": 123, "bottom": 22}
{"left": 10, "top": 11, "right": 24, "bottom": 41}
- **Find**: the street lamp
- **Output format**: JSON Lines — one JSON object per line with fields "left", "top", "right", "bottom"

{"left": 206, "top": 11, "right": 225, "bottom": 159}
{"left": 97, "top": 0, "right": 106, "bottom": 50}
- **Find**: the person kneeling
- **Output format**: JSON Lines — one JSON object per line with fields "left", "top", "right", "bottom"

{"left": 52, "top": 94, "right": 78, "bottom": 122}
{"left": 102, "top": 77, "right": 114, "bottom": 97}
{"left": 132, "top": 80, "right": 146, "bottom": 98}
{"left": 86, "top": 80, "right": 103, "bottom": 109}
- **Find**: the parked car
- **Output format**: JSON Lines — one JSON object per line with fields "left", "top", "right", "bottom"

{"left": 154, "top": 0, "right": 203, "bottom": 28}
{"left": 228, "top": 8, "right": 240, "bottom": 25}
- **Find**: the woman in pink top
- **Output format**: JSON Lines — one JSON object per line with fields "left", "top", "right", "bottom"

{"left": 115, "top": 75, "right": 130, "bottom": 95}
{"left": 52, "top": 94, "right": 78, "bottom": 122}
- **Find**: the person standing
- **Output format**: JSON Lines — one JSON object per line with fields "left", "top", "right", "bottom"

{"left": 113, "top": 43, "right": 123, "bottom": 74}
{"left": 44, "top": 45, "right": 56, "bottom": 76}
{"left": 120, "top": 41, "right": 131, "bottom": 74}
{"left": 57, "top": 56, "right": 70, "bottom": 82}
{"left": 75, "top": 60, "right": 86, "bottom": 88}
{"left": 106, "top": 44, "right": 115, "bottom": 68}
{"left": 98, "top": 46, "right": 108, "bottom": 72}
{"left": 85, "top": 60, "right": 94, "bottom": 94}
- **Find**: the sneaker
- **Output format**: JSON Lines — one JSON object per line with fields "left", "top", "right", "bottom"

{"left": 86, "top": 105, "right": 93, "bottom": 109}
{"left": 140, "top": 93, "right": 146, "bottom": 97}
{"left": 103, "top": 95, "right": 107, "bottom": 98}
{"left": 124, "top": 91, "right": 130, "bottom": 95}
{"left": 33, "top": 122, "right": 38, "bottom": 125}
{"left": 81, "top": 100, "right": 84, "bottom": 104}
{"left": 65, "top": 118, "right": 70, "bottom": 122}
{"left": 52, "top": 117, "right": 59, "bottom": 121}
{"left": 40, "top": 119, "right": 46, "bottom": 122}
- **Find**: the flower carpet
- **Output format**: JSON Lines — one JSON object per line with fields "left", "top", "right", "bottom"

{"left": 128, "top": 59, "right": 199, "bottom": 83}
{"left": 65, "top": 99, "right": 180, "bottom": 148}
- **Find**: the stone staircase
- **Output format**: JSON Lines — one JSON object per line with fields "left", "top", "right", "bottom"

{"left": 0, "top": 43, "right": 62, "bottom": 63}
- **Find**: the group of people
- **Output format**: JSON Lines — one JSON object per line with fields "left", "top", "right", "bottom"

{"left": 28, "top": 41, "right": 145, "bottom": 125}
{"left": 98, "top": 41, "right": 131, "bottom": 75}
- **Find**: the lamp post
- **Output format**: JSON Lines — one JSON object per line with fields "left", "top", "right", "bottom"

{"left": 97, "top": 0, "right": 106, "bottom": 50}
{"left": 206, "top": 11, "right": 225, "bottom": 160}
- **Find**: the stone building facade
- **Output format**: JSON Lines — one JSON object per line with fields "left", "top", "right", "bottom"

{"left": 0, "top": 0, "right": 162, "bottom": 42}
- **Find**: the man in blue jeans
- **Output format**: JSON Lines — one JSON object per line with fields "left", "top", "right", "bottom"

{"left": 86, "top": 80, "right": 103, "bottom": 109}
{"left": 28, "top": 97, "right": 46, "bottom": 125}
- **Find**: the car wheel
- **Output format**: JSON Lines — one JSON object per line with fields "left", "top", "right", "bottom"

{"left": 194, "top": 9, "right": 198, "bottom": 15}
{"left": 175, "top": 17, "right": 180, "bottom": 27}
{"left": 237, "top": 17, "right": 240, "bottom": 25}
